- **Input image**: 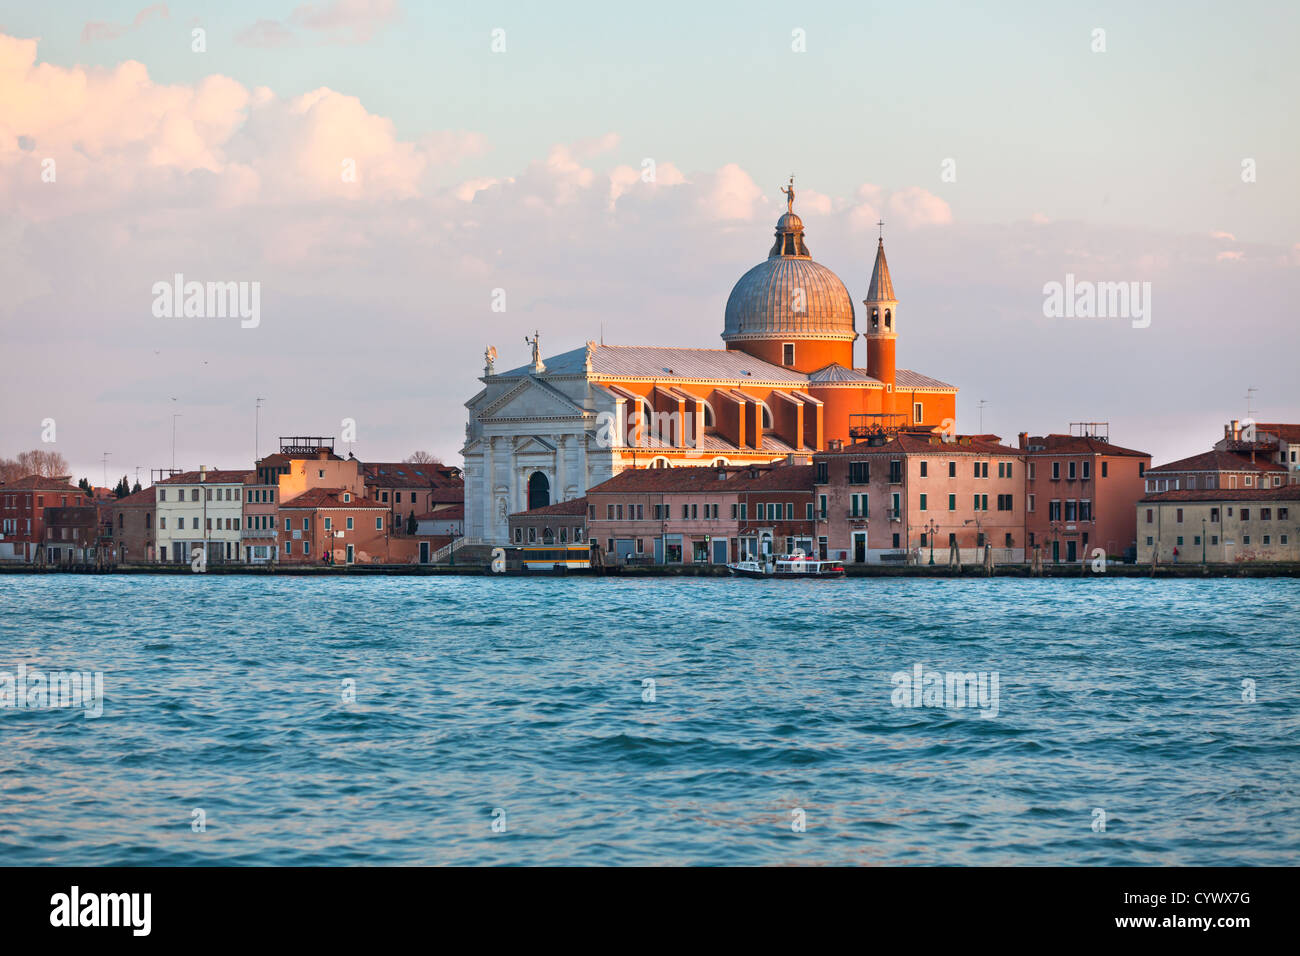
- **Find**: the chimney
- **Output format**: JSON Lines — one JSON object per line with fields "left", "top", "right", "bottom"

{"left": 1018, "top": 432, "right": 1028, "bottom": 449}
{"left": 199, "top": 465, "right": 207, "bottom": 483}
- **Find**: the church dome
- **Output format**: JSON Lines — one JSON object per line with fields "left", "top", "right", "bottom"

{"left": 723, "top": 202, "right": 857, "bottom": 343}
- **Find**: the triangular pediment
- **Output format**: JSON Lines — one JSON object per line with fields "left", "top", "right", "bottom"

{"left": 480, "top": 376, "right": 588, "bottom": 421}
{"left": 515, "top": 436, "right": 558, "bottom": 454}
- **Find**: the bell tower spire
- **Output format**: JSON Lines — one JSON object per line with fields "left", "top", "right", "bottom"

{"left": 864, "top": 230, "right": 897, "bottom": 389}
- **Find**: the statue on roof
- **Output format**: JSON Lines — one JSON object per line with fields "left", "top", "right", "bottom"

{"left": 524, "top": 330, "right": 545, "bottom": 373}
{"left": 780, "top": 175, "right": 795, "bottom": 213}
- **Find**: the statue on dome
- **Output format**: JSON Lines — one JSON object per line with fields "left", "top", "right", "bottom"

{"left": 781, "top": 175, "right": 795, "bottom": 213}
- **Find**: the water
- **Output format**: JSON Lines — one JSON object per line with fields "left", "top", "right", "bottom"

{"left": 0, "top": 575, "right": 1296, "bottom": 866}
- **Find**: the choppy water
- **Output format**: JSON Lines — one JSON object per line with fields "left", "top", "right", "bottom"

{"left": 0, "top": 575, "right": 1297, "bottom": 865}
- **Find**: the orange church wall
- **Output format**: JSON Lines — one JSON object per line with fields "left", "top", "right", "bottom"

{"left": 726, "top": 338, "right": 853, "bottom": 374}
{"left": 811, "top": 385, "right": 887, "bottom": 443}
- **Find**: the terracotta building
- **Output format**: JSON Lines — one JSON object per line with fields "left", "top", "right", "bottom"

{"left": 1020, "top": 428, "right": 1151, "bottom": 562}
{"left": 583, "top": 460, "right": 814, "bottom": 564}
{"left": 0, "top": 475, "right": 88, "bottom": 562}
{"left": 40, "top": 506, "right": 100, "bottom": 564}
{"left": 815, "top": 434, "right": 1025, "bottom": 564}
{"left": 464, "top": 184, "right": 958, "bottom": 544}
{"left": 276, "top": 488, "right": 388, "bottom": 565}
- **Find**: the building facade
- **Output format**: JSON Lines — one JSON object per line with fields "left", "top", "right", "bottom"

{"left": 154, "top": 468, "right": 252, "bottom": 564}
{"left": 463, "top": 189, "right": 959, "bottom": 544}
{"left": 815, "top": 434, "right": 1025, "bottom": 564}
{"left": 1137, "top": 487, "right": 1300, "bottom": 563}
{"left": 1020, "top": 428, "right": 1151, "bottom": 561}
{"left": 0, "top": 476, "right": 89, "bottom": 562}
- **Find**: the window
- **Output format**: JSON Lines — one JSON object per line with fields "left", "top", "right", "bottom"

{"left": 1052, "top": 462, "right": 1060, "bottom": 480}
{"left": 891, "top": 492, "right": 901, "bottom": 518}
{"left": 919, "top": 493, "right": 928, "bottom": 511}
{"left": 848, "top": 461, "right": 870, "bottom": 484}
{"left": 302, "top": 517, "right": 310, "bottom": 530}
{"left": 1079, "top": 500, "right": 1092, "bottom": 521}
{"left": 324, "top": 517, "right": 332, "bottom": 531}
{"left": 1279, "top": 508, "right": 1289, "bottom": 520}
{"left": 913, "top": 402, "right": 923, "bottom": 423}
{"left": 782, "top": 343, "right": 795, "bottom": 366}
{"left": 785, "top": 503, "right": 794, "bottom": 520}
{"left": 947, "top": 494, "right": 956, "bottom": 511}
{"left": 815, "top": 462, "right": 829, "bottom": 484}
{"left": 740, "top": 503, "right": 747, "bottom": 520}
{"left": 1243, "top": 535, "right": 1251, "bottom": 545}
{"left": 159, "top": 489, "right": 166, "bottom": 501}
{"left": 285, "top": 517, "right": 291, "bottom": 531}
{"left": 1027, "top": 463, "right": 1036, "bottom": 480}
{"left": 692, "top": 504, "right": 699, "bottom": 519}
{"left": 997, "top": 494, "right": 1013, "bottom": 511}
{"left": 806, "top": 502, "right": 813, "bottom": 520}
{"left": 303, "top": 541, "right": 310, "bottom": 555}
{"left": 920, "top": 461, "right": 928, "bottom": 478}
{"left": 889, "top": 460, "right": 902, "bottom": 483}
{"left": 285, "top": 541, "right": 291, "bottom": 554}
{"left": 1064, "top": 500, "right": 1077, "bottom": 521}
{"left": 514, "top": 528, "right": 522, "bottom": 543}
{"left": 850, "top": 494, "right": 869, "bottom": 518}
{"left": 1068, "top": 461, "right": 1077, "bottom": 480}
{"left": 376, "top": 517, "right": 383, "bottom": 530}
{"left": 1049, "top": 500, "right": 1062, "bottom": 521}
{"left": 1176, "top": 536, "right": 1183, "bottom": 546}
{"left": 1261, "top": 508, "right": 1272, "bottom": 520}
{"left": 616, "top": 504, "right": 624, "bottom": 520}
{"left": 1102, "top": 461, "right": 1109, "bottom": 478}
{"left": 1028, "top": 494, "right": 1035, "bottom": 512}
{"left": 1176, "top": 508, "right": 1183, "bottom": 523}
{"left": 346, "top": 517, "right": 354, "bottom": 530}
{"left": 1082, "top": 461, "right": 1091, "bottom": 480}
{"left": 948, "top": 461, "right": 956, "bottom": 478}
{"left": 818, "top": 494, "right": 827, "bottom": 519}
{"left": 159, "top": 517, "right": 167, "bottom": 529}
{"left": 1241, "top": 509, "right": 1250, "bottom": 521}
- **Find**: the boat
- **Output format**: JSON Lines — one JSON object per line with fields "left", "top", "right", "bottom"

{"left": 726, "top": 549, "right": 845, "bottom": 579}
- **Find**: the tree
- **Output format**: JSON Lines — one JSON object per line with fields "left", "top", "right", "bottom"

{"left": 407, "top": 510, "right": 418, "bottom": 535}
{"left": 11, "top": 449, "right": 70, "bottom": 478}
{"left": 131, "top": 481, "right": 142, "bottom": 494}
{"left": 0, "top": 457, "right": 22, "bottom": 484}
{"left": 114, "top": 475, "right": 131, "bottom": 498}
{"left": 78, "top": 477, "right": 92, "bottom": 493}
{"left": 405, "top": 451, "right": 442, "bottom": 465}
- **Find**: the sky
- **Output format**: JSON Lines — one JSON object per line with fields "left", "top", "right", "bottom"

{"left": 1, "top": 0, "right": 1297, "bottom": 485}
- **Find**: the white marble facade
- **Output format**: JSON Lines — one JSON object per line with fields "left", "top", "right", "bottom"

{"left": 464, "top": 353, "right": 614, "bottom": 544}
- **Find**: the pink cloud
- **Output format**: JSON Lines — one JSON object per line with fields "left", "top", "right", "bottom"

{"left": 81, "top": 3, "right": 169, "bottom": 44}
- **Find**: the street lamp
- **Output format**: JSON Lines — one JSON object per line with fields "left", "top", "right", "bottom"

{"left": 925, "top": 518, "right": 939, "bottom": 565}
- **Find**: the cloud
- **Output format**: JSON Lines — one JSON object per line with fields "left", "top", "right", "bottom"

{"left": 237, "top": 0, "right": 401, "bottom": 47}
{"left": 1211, "top": 230, "right": 1236, "bottom": 241}
{"left": 1217, "top": 250, "right": 1245, "bottom": 261}
{"left": 81, "top": 3, "right": 169, "bottom": 44}
{"left": 1, "top": 29, "right": 1294, "bottom": 480}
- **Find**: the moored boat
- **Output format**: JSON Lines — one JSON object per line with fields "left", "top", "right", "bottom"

{"left": 726, "top": 550, "right": 845, "bottom": 579}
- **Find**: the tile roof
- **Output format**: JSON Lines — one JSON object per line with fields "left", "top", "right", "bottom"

{"left": 817, "top": 433, "right": 1022, "bottom": 457}
{"left": 418, "top": 504, "right": 465, "bottom": 521}
{"left": 157, "top": 469, "right": 254, "bottom": 484}
{"left": 363, "top": 463, "right": 463, "bottom": 488}
{"left": 509, "top": 497, "right": 589, "bottom": 519}
{"left": 585, "top": 462, "right": 817, "bottom": 496}
{"left": 0, "top": 475, "right": 81, "bottom": 492}
{"left": 1022, "top": 434, "right": 1149, "bottom": 457}
{"left": 809, "top": 363, "right": 877, "bottom": 384}
{"left": 279, "top": 488, "right": 386, "bottom": 509}
{"left": 111, "top": 488, "right": 156, "bottom": 507}
{"left": 1147, "top": 450, "right": 1286, "bottom": 475}
{"left": 1141, "top": 486, "right": 1300, "bottom": 503}
{"left": 894, "top": 369, "right": 957, "bottom": 390}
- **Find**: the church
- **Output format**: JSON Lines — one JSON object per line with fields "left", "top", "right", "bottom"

{"left": 462, "top": 182, "right": 958, "bottom": 544}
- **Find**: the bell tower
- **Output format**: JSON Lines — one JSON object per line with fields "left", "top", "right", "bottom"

{"left": 864, "top": 231, "right": 897, "bottom": 389}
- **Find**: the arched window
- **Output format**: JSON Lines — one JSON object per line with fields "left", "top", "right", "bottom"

{"left": 884, "top": 309, "right": 892, "bottom": 329}
{"left": 710, "top": 457, "right": 730, "bottom": 467}
{"left": 758, "top": 402, "right": 773, "bottom": 429}
{"left": 527, "top": 471, "right": 550, "bottom": 510}
{"left": 870, "top": 307, "right": 879, "bottom": 330}
{"left": 701, "top": 402, "right": 715, "bottom": 428}
{"left": 650, "top": 457, "right": 671, "bottom": 469}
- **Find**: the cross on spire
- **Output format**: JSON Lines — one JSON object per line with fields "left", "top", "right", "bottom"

{"left": 877, "top": 219, "right": 885, "bottom": 241}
